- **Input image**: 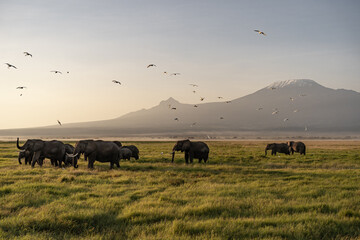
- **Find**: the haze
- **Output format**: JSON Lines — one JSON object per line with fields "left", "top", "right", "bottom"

{"left": 1, "top": 1, "right": 359, "bottom": 129}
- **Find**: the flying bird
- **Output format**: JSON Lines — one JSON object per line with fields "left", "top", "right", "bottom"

{"left": 225, "top": 101, "right": 231, "bottom": 103}
{"left": 189, "top": 84, "right": 198, "bottom": 87}
{"left": 20, "top": 94, "right": 23, "bottom": 97}
{"left": 305, "top": 126, "right": 308, "bottom": 131}
{"left": 112, "top": 80, "right": 121, "bottom": 85}
{"left": 283, "top": 118, "right": 289, "bottom": 122}
{"left": 16, "top": 86, "right": 26, "bottom": 89}
{"left": 272, "top": 110, "right": 279, "bottom": 115}
{"left": 23, "top": 52, "right": 32, "bottom": 57}
{"left": 218, "top": 97, "right": 223, "bottom": 99}
{"left": 256, "top": 107, "right": 263, "bottom": 110}
{"left": 67, "top": 71, "right": 70, "bottom": 74}
{"left": 270, "top": 87, "right": 276, "bottom": 90}
{"left": 200, "top": 97, "right": 205, "bottom": 101}
{"left": 299, "top": 94, "right": 307, "bottom": 97}
{"left": 193, "top": 105, "right": 198, "bottom": 108}
{"left": 192, "top": 91, "right": 196, "bottom": 94}
{"left": 163, "top": 71, "right": 167, "bottom": 74}
{"left": 5, "top": 63, "right": 17, "bottom": 69}
{"left": 254, "top": 30, "right": 266, "bottom": 36}
{"left": 190, "top": 122, "right": 197, "bottom": 127}
{"left": 290, "top": 97, "right": 295, "bottom": 101}
{"left": 147, "top": 64, "right": 156, "bottom": 68}
{"left": 51, "top": 70, "right": 62, "bottom": 74}
{"left": 220, "top": 117, "right": 224, "bottom": 120}
{"left": 57, "top": 120, "right": 62, "bottom": 126}
{"left": 171, "top": 107, "right": 177, "bottom": 110}
{"left": 170, "top": 73, "right": 181, "bottom": 76}
{"left": 293, "top": 109, "right": 299, "bottom": 113}
{"left": 174, "top": 118, "right": 179, "bottom": 121}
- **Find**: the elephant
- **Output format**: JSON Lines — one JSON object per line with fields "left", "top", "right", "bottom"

{"left": 113, "top": 141, "right": 122, "bottom": 148}
{"left": 119, "top": 147, "right": 132, "bottom": 160}
{"left": 122, "top": 145, "right": 139, "bottom": 160}
{"left": 17, "top": 138, "right": 66, "bottom": 167}
{"left": 172, "top": 139, "right": 209, "bottom": 164}
{"left": 18, "top": 149, "right": 45, "bottom": 166}
{"left": 265, "top": 143, "right": 290, "bottom": 156}
{"left": 64, "top": 144, "right": 80, "bottom": 167}
{"left": 67, "top": 140, "right": 120, "bottom": 169}
{"left": 287, "top": 141, "right": 306, "bottom": 155}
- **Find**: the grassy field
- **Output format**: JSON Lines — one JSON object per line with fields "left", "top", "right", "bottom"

{"left": 0, "top": 140, "right": 360, "bottom": 240}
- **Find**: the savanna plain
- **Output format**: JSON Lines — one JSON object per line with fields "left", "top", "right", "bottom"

{"left": 0, "top": 140, "right": 360, "bottom": 240}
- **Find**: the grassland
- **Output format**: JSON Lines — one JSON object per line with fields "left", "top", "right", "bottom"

{"left": 0, "top": 140, "right": 360, "bottom": 240}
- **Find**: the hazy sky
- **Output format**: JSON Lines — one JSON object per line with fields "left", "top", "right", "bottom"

{"left": 1, "top": 0, "right": 359, "bottom": 129}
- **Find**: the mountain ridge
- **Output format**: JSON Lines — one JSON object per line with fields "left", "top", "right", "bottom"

{"left": 1, "top": 79, "right": 359, "bottom": 137}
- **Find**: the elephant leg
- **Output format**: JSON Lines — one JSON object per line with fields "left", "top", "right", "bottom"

{"left": 31, "top": 152, "right": 41, "bottom": 168}
{"left": 88, "top": 155, "right": 95, "bottom": 169}
{"left": 184, "top": 152, "right": 189, "bottom": 164}
{"left": 189, "top": 152, "right": 194, "bottom": 163}
{"left": 198, "top": 158, "right": 202, "bottom": 163}
{"left": 110, "top": 162, "right": 114, "bottom": 169}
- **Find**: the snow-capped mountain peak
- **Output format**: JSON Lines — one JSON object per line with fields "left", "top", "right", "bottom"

{"left": 267, "top": 79, "right": 319, "bottom": 89}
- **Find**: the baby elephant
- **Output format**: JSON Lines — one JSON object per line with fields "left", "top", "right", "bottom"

{"left": 287, "top": 141, "right": 306, "bottom": 155}
{"left": 265, "top": 143, "right": 290, "bottom": 156}
{"left": 119, "top": 147, "right": 132, "bottom": 160}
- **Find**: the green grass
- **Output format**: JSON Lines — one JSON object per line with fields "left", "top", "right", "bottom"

{"left": 0, "top": 140, "right": 360, "bottom": 239}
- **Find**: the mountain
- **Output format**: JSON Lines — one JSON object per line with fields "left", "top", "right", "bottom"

{"left": 1, "top": 79, "right": 360, "bottom": 138}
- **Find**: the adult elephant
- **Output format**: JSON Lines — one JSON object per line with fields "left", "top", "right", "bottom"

{"left": 122, "top": 145, "right": 139, "bottom": 160}
{"left": 265, "top": 143, "right": 290, "bottom": 156}
{"left": 67, "top": 140, "right": 120, "bottom": 169}
{"left": 17, "top": 138, "right": 66, "bottom": 167}
{"left": 287, "top": 141, "right": 306, "bottom": 155}
{"left": 172, "top": 139, "right": 209, "bottom": 164}
{"left": 64, "top": 144, "right": 80, "bottom": 167}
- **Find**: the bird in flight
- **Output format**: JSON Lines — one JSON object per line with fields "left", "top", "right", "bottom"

{"left": 170, "top": 73, "right": 181, "bottom": 76}
{"left": 171, "top": 107, "right": 177, "bottom": 110}
{"left": 57, "top": 120, "right": 62, "bottom": 126}
{"left": 220, "top": 117, "right": 224, "bottom": 120}
{"left": 290, "top": 97, "right": 295, "bottom": 101}
{"left": 51, "top": 70, "right": 62, "bottom": 74}
{"left": 163, "top": 71, "right": 167, "bottom": 74}
{"left": 174, "top": 118, "right": 179, "bottom": 121}
{"left": 218, "top": 97, "right": 223, "bottom": 99}
{"left": 194, "top": 105, "right": 198, "bottom": 108}
{"left": 147, "top": 64, "right": 156, "bottom": 68}
{"left": 305, "top": 126, "right": 308, "bottom": 131}
{"left": 293, "top": 109, "right": 299, "bottom": 113}
{"left": 189, "top": 84, "right": 198, "bottom": 87}
{"left": 200, "top": 97, "right": 205, "bottom": 101}
{"left": 190, "top": 122, "right": 197, "bottom": 127}
{"left": 272, "top": 110, "right": 279, "bottom": 115}
{"left": 23, "top": 52, "right": 32, "bottom": 57}
{"left": 256, "top": 107, "right": 263, "bottom": 110}
{"left": 16, "top": 86, "right": 26, "bottom": 89}
{"left": 283, "top": 118, "right": 289, "bottom": 122}
{"left": 254, "top": 30, "right": 266, "bottom": 36}
{"left": 192, "top": 91, "right": 196, "bottom": 94}
{"left": 270, "top": 87, "right": 276, "bottom": 90}
{"left": 112, "top": 80, "right": 121, "bottom": 85}
{"left": 225, "top": 101, "right": 231, "bottom": 103}
{"left": 5, "top": 63, "right": 17, "bottom": 69}
{"left": 299, "top": 94, "right": 307, "bottom": 97}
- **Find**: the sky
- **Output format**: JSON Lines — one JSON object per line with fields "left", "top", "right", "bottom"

{"left": 0, "top": 0, "right": 359, "bottom": 129}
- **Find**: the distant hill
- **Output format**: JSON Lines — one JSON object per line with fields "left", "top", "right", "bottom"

{"left": 1, "top": 79, "right": 360, "bottom": 138}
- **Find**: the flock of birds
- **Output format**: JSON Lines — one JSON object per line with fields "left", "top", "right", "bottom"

{"left": 5, "top": 29, "right": 307, "bottom": 131}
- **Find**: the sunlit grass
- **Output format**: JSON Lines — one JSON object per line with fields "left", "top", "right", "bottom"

{"left": 0, "top": 140, "right": 359, "bottom": 239}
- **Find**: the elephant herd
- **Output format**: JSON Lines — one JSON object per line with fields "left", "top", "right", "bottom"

{"left": 16, "top": 138, "right": 306, "bottom": 169}
{"left": 16, "top": 138, "right": 139, "bottom": 169}
{"left": 265, "top": 141, "right": 306, "bottom": 156}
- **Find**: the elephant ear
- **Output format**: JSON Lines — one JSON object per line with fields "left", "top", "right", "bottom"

{"left": 181, "top": 140, "right": 191, "bottom": 152}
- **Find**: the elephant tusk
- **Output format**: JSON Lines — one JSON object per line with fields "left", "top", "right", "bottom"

{"left": 66, "top": 153, "right": 78, "bottom": 157}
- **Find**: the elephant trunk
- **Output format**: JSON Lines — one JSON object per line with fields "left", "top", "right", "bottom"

{"left": 17, "top": 137, "right": 25, "bottom": 150}
{"left": 171, "top": 151, "right": 175, "bottom": 162}
{"left": 18, "top": 153, "right": 22, "bottom": 164}
{"left": 72, "top": 156, "right": 78, "bottom": 168}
